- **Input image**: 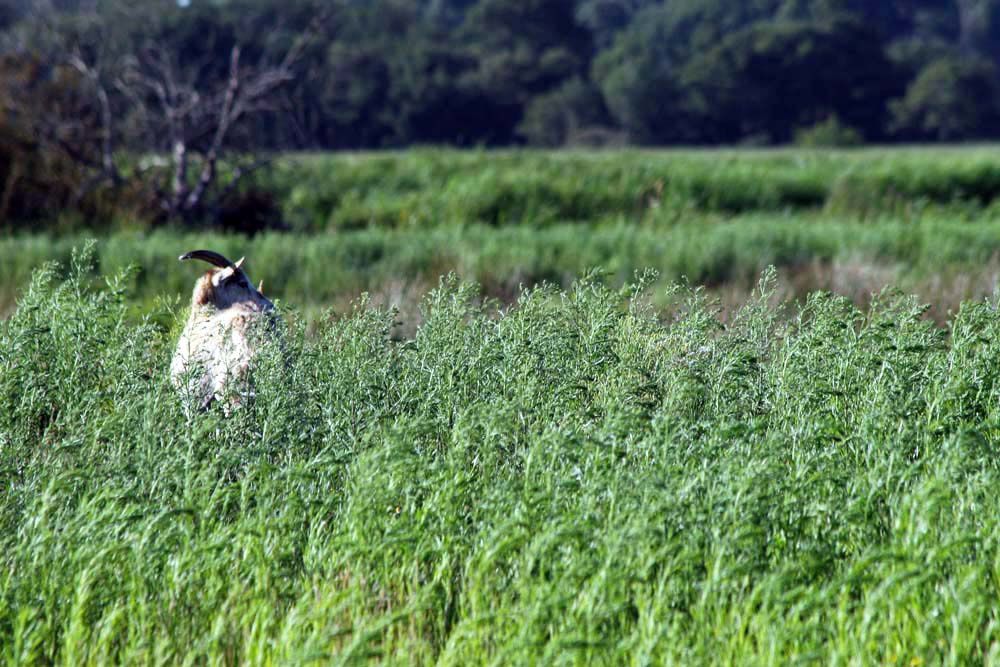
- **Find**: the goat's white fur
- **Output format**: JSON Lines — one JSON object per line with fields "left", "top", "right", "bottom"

{"left": 171, "top": 250, "right": 277, "bottom": 412}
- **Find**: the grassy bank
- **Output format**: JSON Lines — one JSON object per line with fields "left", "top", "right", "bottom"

{"left": 5, "top": 211, "right": 1000, "bottom": 322}
{"left": 4, "top": 256, "right": 1000, "bottom": 663}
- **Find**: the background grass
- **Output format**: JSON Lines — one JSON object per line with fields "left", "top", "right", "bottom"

{"left": 5, "top": 210, "right": 1000, "bottom": 324}
{"left": 262, "top": 147, "right": 1000, "bottom": 230}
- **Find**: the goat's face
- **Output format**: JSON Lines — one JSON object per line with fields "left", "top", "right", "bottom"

{"left": 194, "top": 265, "right": 273, "bottom": 312}
{"left": 181, "top": 249, "right": 274, "bottom": 313}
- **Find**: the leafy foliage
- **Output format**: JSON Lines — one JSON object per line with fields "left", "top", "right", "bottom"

{"left": 890, "top": 55, "right": 1000, "bottom": 141}
{"left": 682, "top": 17, "right": 902, "bottom": 143}
{"left": 794, "top": 115, "right": 863, "bottom": 147}
{"left": 516, "top": 76, "right": 613, "bottom": 147}
{"left": 0, "top": 53, "right": 149, "bottom": 228}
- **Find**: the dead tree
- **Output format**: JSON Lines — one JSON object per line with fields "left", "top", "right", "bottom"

{"left": 3, "top": 12, "right": 325, "bottom": 225}
{"left": 120, "top": 39, "right": 306, "bottom": 222}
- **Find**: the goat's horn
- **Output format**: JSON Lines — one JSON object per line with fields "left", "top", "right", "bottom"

{"left": 178, "top": 250, "right": 237, "bottom": 269}
{"left": 258, "top": 280, "right": 264, "bottom": 294}
{"left": 234, "top": 257, "right": 245, "bottom": 269}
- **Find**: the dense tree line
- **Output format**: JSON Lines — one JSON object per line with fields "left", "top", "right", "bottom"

{"left": 4, "top": 0, "right": 1000, "bottom": 151}
{"left": 4, "top": 0, "right": 1000, "bottom": 229}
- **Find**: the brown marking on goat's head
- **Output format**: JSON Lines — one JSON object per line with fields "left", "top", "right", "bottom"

{"left": 191, "top": 272, "right": 216, "bottom": 306}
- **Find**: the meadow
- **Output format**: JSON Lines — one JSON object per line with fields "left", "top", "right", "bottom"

{"left": 5, "top": 148, "right": 1000, "bottom": 663}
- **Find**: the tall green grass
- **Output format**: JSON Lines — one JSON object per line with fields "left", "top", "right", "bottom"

{"left": 4, "top": 251, "right": 1000, "bottom": 663}
{"left": 5, "top": 211, "right": 1000, "bottom": 319}
{"left": 265, "top": 147, "right": 1000, "bottom": 230}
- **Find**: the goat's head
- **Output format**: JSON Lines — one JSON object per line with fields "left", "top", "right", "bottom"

{"left": 179, "top": 249, "right": 274, "bottom": 312}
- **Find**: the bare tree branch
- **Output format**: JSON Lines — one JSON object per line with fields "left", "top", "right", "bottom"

{"left": 13, "top": 5, "right": 333, "bottom": 226}
{"left": 67, "top": 51, "right": 121, "bottom": 187}
{"left": 185, "top": 45, "right": 241, "bottom": 212}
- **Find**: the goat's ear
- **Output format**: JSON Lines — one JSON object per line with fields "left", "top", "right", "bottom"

{"left": 211, "top": 267, "right": 235, "bottom": 287}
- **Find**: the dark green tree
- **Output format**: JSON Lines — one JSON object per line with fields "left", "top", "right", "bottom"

{"left": 574, "top": 0, "right": 654, "bottom": 48}
{"left": 682, "top": 16, "right": 902, "bottom": 143}
{"left": 6, "top": 0, "right": 1000, "bottom": 154}
{"left": 459, "top": 0, "right": 593, "bottom": 143}
{"left": 890, "top": 55, "right": 1000, "bottom": 140}
{"left": 592, "top": 0, "right": 786, "bottom": 143}
{"left": 517, "top": 76, "right": 612, "bottom": 146}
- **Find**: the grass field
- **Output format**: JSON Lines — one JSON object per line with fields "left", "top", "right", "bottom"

{"left": 6, "top": 148, "right": 1000, "bottom": 663}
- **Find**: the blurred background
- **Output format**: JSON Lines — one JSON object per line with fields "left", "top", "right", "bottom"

{"left": 4, "top": 0, "right": 1000, "bottom": 323}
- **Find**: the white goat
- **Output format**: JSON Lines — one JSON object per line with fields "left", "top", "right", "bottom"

{"left": 171, "top": 249, "right": 277, "bottom": 412}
